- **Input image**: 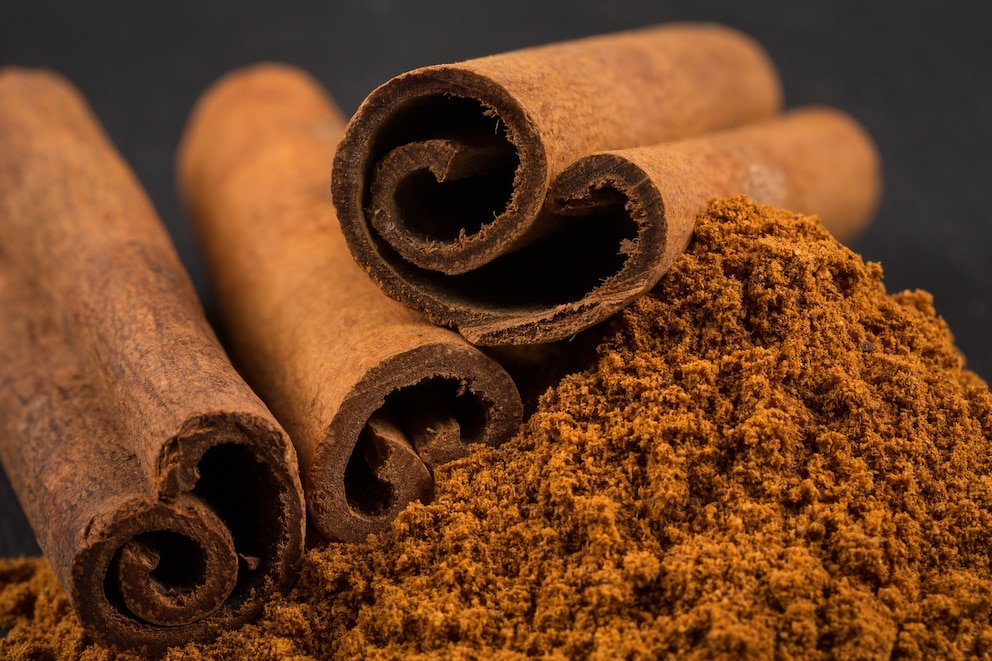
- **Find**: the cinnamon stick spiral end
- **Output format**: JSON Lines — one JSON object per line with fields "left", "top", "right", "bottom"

{"left": 67, "top": 414, "right": 304, "bottom": 655}
{"left": 308, "top": 343, "right": 522, "bottom": 543}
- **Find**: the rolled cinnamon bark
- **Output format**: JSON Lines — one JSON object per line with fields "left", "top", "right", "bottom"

{"left": 339, "top": 104, "right": 880, "bottom": 345}
{"left": 333, "top": 22, "right": 783, "bottom": 277}
{"left": 0, "top": 68, "right": 305, "bottom": 655}
{"left": 177, "top": 64, "right": 522, "bottom": 543}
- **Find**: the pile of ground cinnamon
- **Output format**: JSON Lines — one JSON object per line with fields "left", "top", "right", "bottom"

{"left": 3, "top": 196, "right": 991, "bottom": 659}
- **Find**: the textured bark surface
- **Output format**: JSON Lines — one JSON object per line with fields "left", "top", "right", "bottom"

{"left": 331, "top": 23, "right": 788, "bottom": 344}
{"left": 0, "top": 68, "right": 305, "bottom": 655}
{"left": 177, "top": 64, "right": 522, "bottom": 543}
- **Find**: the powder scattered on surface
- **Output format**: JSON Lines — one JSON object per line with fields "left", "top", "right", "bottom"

{"left": 3, "top": 196, "right": 992, "bottom": 660}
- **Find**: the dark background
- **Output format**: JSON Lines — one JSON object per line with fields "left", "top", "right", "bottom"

{"left": 1, "top": 1, "right": 989, "bottom": 556}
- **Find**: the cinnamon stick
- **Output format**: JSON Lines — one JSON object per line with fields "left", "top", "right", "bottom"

{"left": 177, "top": 64, "right": 523, "bottom": 543}
{"left": 0, "top": 68, "right": 305, "bottom": 655}
{"left": 333, "top": 23, "right": 782, "bottom": 274}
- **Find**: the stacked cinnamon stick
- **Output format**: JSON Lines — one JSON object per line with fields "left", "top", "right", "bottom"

{"left": 0, "top": 22, "right": 881, "bottom": 654}
{"left": 332, "top": 22, "right": 880, "bottom": 344}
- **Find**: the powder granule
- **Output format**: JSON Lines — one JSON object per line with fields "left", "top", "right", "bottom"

{"left": 3, "top": 196, "right": 991, "bottom": 660}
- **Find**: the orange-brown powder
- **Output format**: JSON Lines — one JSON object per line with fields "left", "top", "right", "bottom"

{"left": 3, "top": 196, "right": 992, "bottom": 659}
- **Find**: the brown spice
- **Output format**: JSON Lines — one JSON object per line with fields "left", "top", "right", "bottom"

{"left": 0, "top": 68, "right": 304, "bottom": 655}
{"left": 4, "top": 196, "right": 992, "bottom": 659}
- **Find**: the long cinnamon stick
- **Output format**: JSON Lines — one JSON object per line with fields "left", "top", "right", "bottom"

{"left": 177, "top": 64, "right": 522, "bottom": 543}
{"left": 0, "top": 68, "right": 305, "bottom": 654}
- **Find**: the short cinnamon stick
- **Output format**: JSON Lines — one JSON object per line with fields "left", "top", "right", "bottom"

{"left": 177, "top": 64, "right": 522, "bottom": 543}
{"left": 0, "top": 68, "right": 305, "bottom": 655}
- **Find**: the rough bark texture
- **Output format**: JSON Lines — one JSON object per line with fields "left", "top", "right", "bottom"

{"left": 0, "top": 67, "right": 305, "bottom": 655}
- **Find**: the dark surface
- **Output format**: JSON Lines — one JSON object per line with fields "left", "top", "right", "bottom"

{"left": 1, "top": 1, "right": 989, "bottom": 557}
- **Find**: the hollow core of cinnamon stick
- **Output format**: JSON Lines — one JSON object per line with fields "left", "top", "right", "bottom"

{"left": 178, "top": 63, "right": 523, "bottom": 544}
{"left": 0, "top": 68, "right": 305, "bottom": 655}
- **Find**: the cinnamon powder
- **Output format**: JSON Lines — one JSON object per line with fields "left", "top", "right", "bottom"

{"left": 3, "top": 196, "right": 992, "bottom": 659}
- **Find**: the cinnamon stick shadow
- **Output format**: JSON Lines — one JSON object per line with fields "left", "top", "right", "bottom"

{"left": 177, "top": 64, "right": 523, "bottom": 544}
{"left": 0, "top": 68, "right": 305, "bottom": 655}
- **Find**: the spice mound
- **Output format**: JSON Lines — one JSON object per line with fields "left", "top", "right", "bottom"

{"left": 3, "top": 196, "right": 991, "bottom": 659}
